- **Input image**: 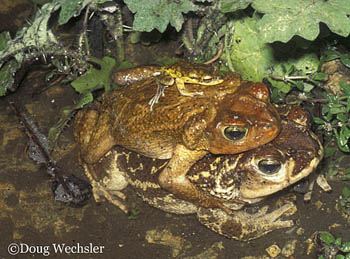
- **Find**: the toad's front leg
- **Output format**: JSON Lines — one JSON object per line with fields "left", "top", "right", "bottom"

{"left": 158, "top": 144, "right": 232, "bottom": 214}
{"left": 175, "top": 78, "right": 203, "bottom": 97}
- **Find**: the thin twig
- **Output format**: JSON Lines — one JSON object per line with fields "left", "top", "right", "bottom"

{"left": 186, "top": 17, "right": 195, "bottom": 45}
{"left": 115, "top": 4, "right": 125, "bottom": 62}
{"left": 204, "top": 43, "right": 223, "bottom": 64}
{"left": 182, "top": 30, "right": 195, "bottom": 54}
{"left": 78, "top": 4, "right": 91, "bottom": 55}
{"left": 224, "top": 28, "right": 234, "bottom": 72}
{"left": 270, "top": 74, "right": 313, "bottom": 81}
{"left": 304, "top": 98, "right": 347, "bottom": 105}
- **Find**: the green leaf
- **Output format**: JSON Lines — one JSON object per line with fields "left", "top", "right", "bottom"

{"left": 313, "top": 72, "right": 327, "bottom": 81}
{"left": 294, "top": 81, "right": 304, "bottom": 91}
{"left": 129, "top": 32, "right": 141, "bottom": 44}
{"left": 48, "top": 105, "right": 74, "bottom": 148}
{"left": 321, "top": 49, "right": 341, "bottom": 62}
{"left": 340, "top": 125, "right": 350, "bottom": 146}
{"left": 71, "top": 56, "right": 115, "bottom": 93}
{"left": 331, "top": 119, "right": 339, "bottom": 126}
{"left": 320, "top": 231, "right": 335, "bottom": 245}
{"left": 128, "top": 207, "right": 141, "bottom": 220}
{"left": 124, "top": 0, "right": 197, "bottom": 32}
{"left": 346, "top": 98, "right": 350, "bottom": 114}
{"left": 0, "top": 59, "right": 20, "bottom": 96}
{"left": 322, "top": 105, "right": 330, "bottom": 114}
{"left": 317, "top": 124, "right": 325, "bottom": 131}
{"left": 57, "top": 0, "right": 90, "bottom": 25}
{"left": 270, "top": 87, "right": 281, "bottom": 103}
{"left": 75, "top": 93, "right": 93, "bottom": 109}
{"left": 219, "top": 0, "right": 253, "bottom": 13}
{"left": 324, "top": 112, "right": 333, "bottom": 122}
{"left": 313, "top": 117, "right": 325, "bottom": 125}
{"left": 324, "top": 147, "right": 337, "bottom": 158}
{"left": 222, "top": 16, "right": 319, "bottom": 90}
{"left": 343, "top": 187, "right": 350, "bottom": 198}
{"left": 345, "top": 168, "right": 350, "bottom": 175}
{"left": 326, "top": 93, "right": 338, "bottom": 104}
{"left": 337, "top": 113, "right": 348, "bottom": 122}
{"left": 0, "top": 2, "right": 72, "bottom": 97}
{"left": 335, "top": 237, "right": 343, "bottom": 246}
{"left": 0, "top": 2, "right": 60, "bottom": 67}
{"left": 328, "top": 164, "right": 339, "bottom": 177}
{"left": 336, "top": 255, "right": 345, "bottom": 259}
{"left": 252, "top": 0, "right": 350, "bottom": 43}
{"left": 345, "top": 253, "right": 350, "bottom": 259}
{"left": 339, "top": 82, "right": 350, "bottom": 95}
{"left": 303, "top": 82, "right": 314, "bottom": 92}
{"left": 335, "top": 126, "right": 350, "bottom": 152}
{"left": 286, "top": 65, "right": 295, "bottom": 75}
{"left": 330, "top": 104, "right": 346, "bottom": 114}
{"left": 57, "top": 0, "right": 111, "bottom": 25}
{"left": 341, "top": 54, "right": 350, "bottom": 68}
{"left": 0, "top": 31, "right": 10, "bottom": 51}
{"left": 115, "top": 60, "right": 134, "bottom": 71}
{"left": 155, "top": 56, "right": 178, "bottom": 66}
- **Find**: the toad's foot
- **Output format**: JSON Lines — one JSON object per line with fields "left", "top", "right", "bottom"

{"left": 176, "top": 79, "right": 203, "bottom": 97}
{"left": 197, "top": 203, "right": 295, "bottom": 241}
{"left": 91, "top": 180, "right": 128, "bottom": 214}
{"left": 83, "top": 163, "right": 129, "bottom": 214}
{"left": 148, "top": 82, "right": 168, "bottom": 111}
{"left": 158, "top": 145, "right": 232, "bottom": 215}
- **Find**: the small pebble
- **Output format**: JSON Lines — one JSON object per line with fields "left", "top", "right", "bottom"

{"left": 265, "top": 244, "right": 281, "bottom": 258}
{"left": 281, "top": 240, "right": 297, "bottom": 257}
{"left": 296, "top": 227, "right": 305, "bottom": 236}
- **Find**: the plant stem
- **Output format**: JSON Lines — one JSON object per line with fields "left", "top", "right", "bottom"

{"left": 270, "top": 74, "right": 312, "bottom": 81}
{"left": 224, "top": 26, "right": 234, "bottom": 72}
{"left": 115, "top": 5, "right": 124, "bottom": 62}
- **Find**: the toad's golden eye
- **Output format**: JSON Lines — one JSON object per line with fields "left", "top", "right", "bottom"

{"left": 258, "top": 159, "right": 281, "bottom": 175}
{"left": 222, "top": 126, "right": 247, "bottom": 141}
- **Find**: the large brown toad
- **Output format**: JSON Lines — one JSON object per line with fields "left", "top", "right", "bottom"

{"left": 74, "top": 68, "right": 281, "bottom": 213}
{"left": 82, "top": 105, "right": 323, "bottom": 240}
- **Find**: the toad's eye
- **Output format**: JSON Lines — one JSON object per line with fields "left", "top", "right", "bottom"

{"left": 258, "top": 159, "right": 281, "bottom": 175}
{"left": 222, "top": 126, "right": 247, "bottom": 141}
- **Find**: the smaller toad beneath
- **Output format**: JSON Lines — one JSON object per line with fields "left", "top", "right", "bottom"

{"left": 82, "top": 105, "right": 323, "bottom": 240}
